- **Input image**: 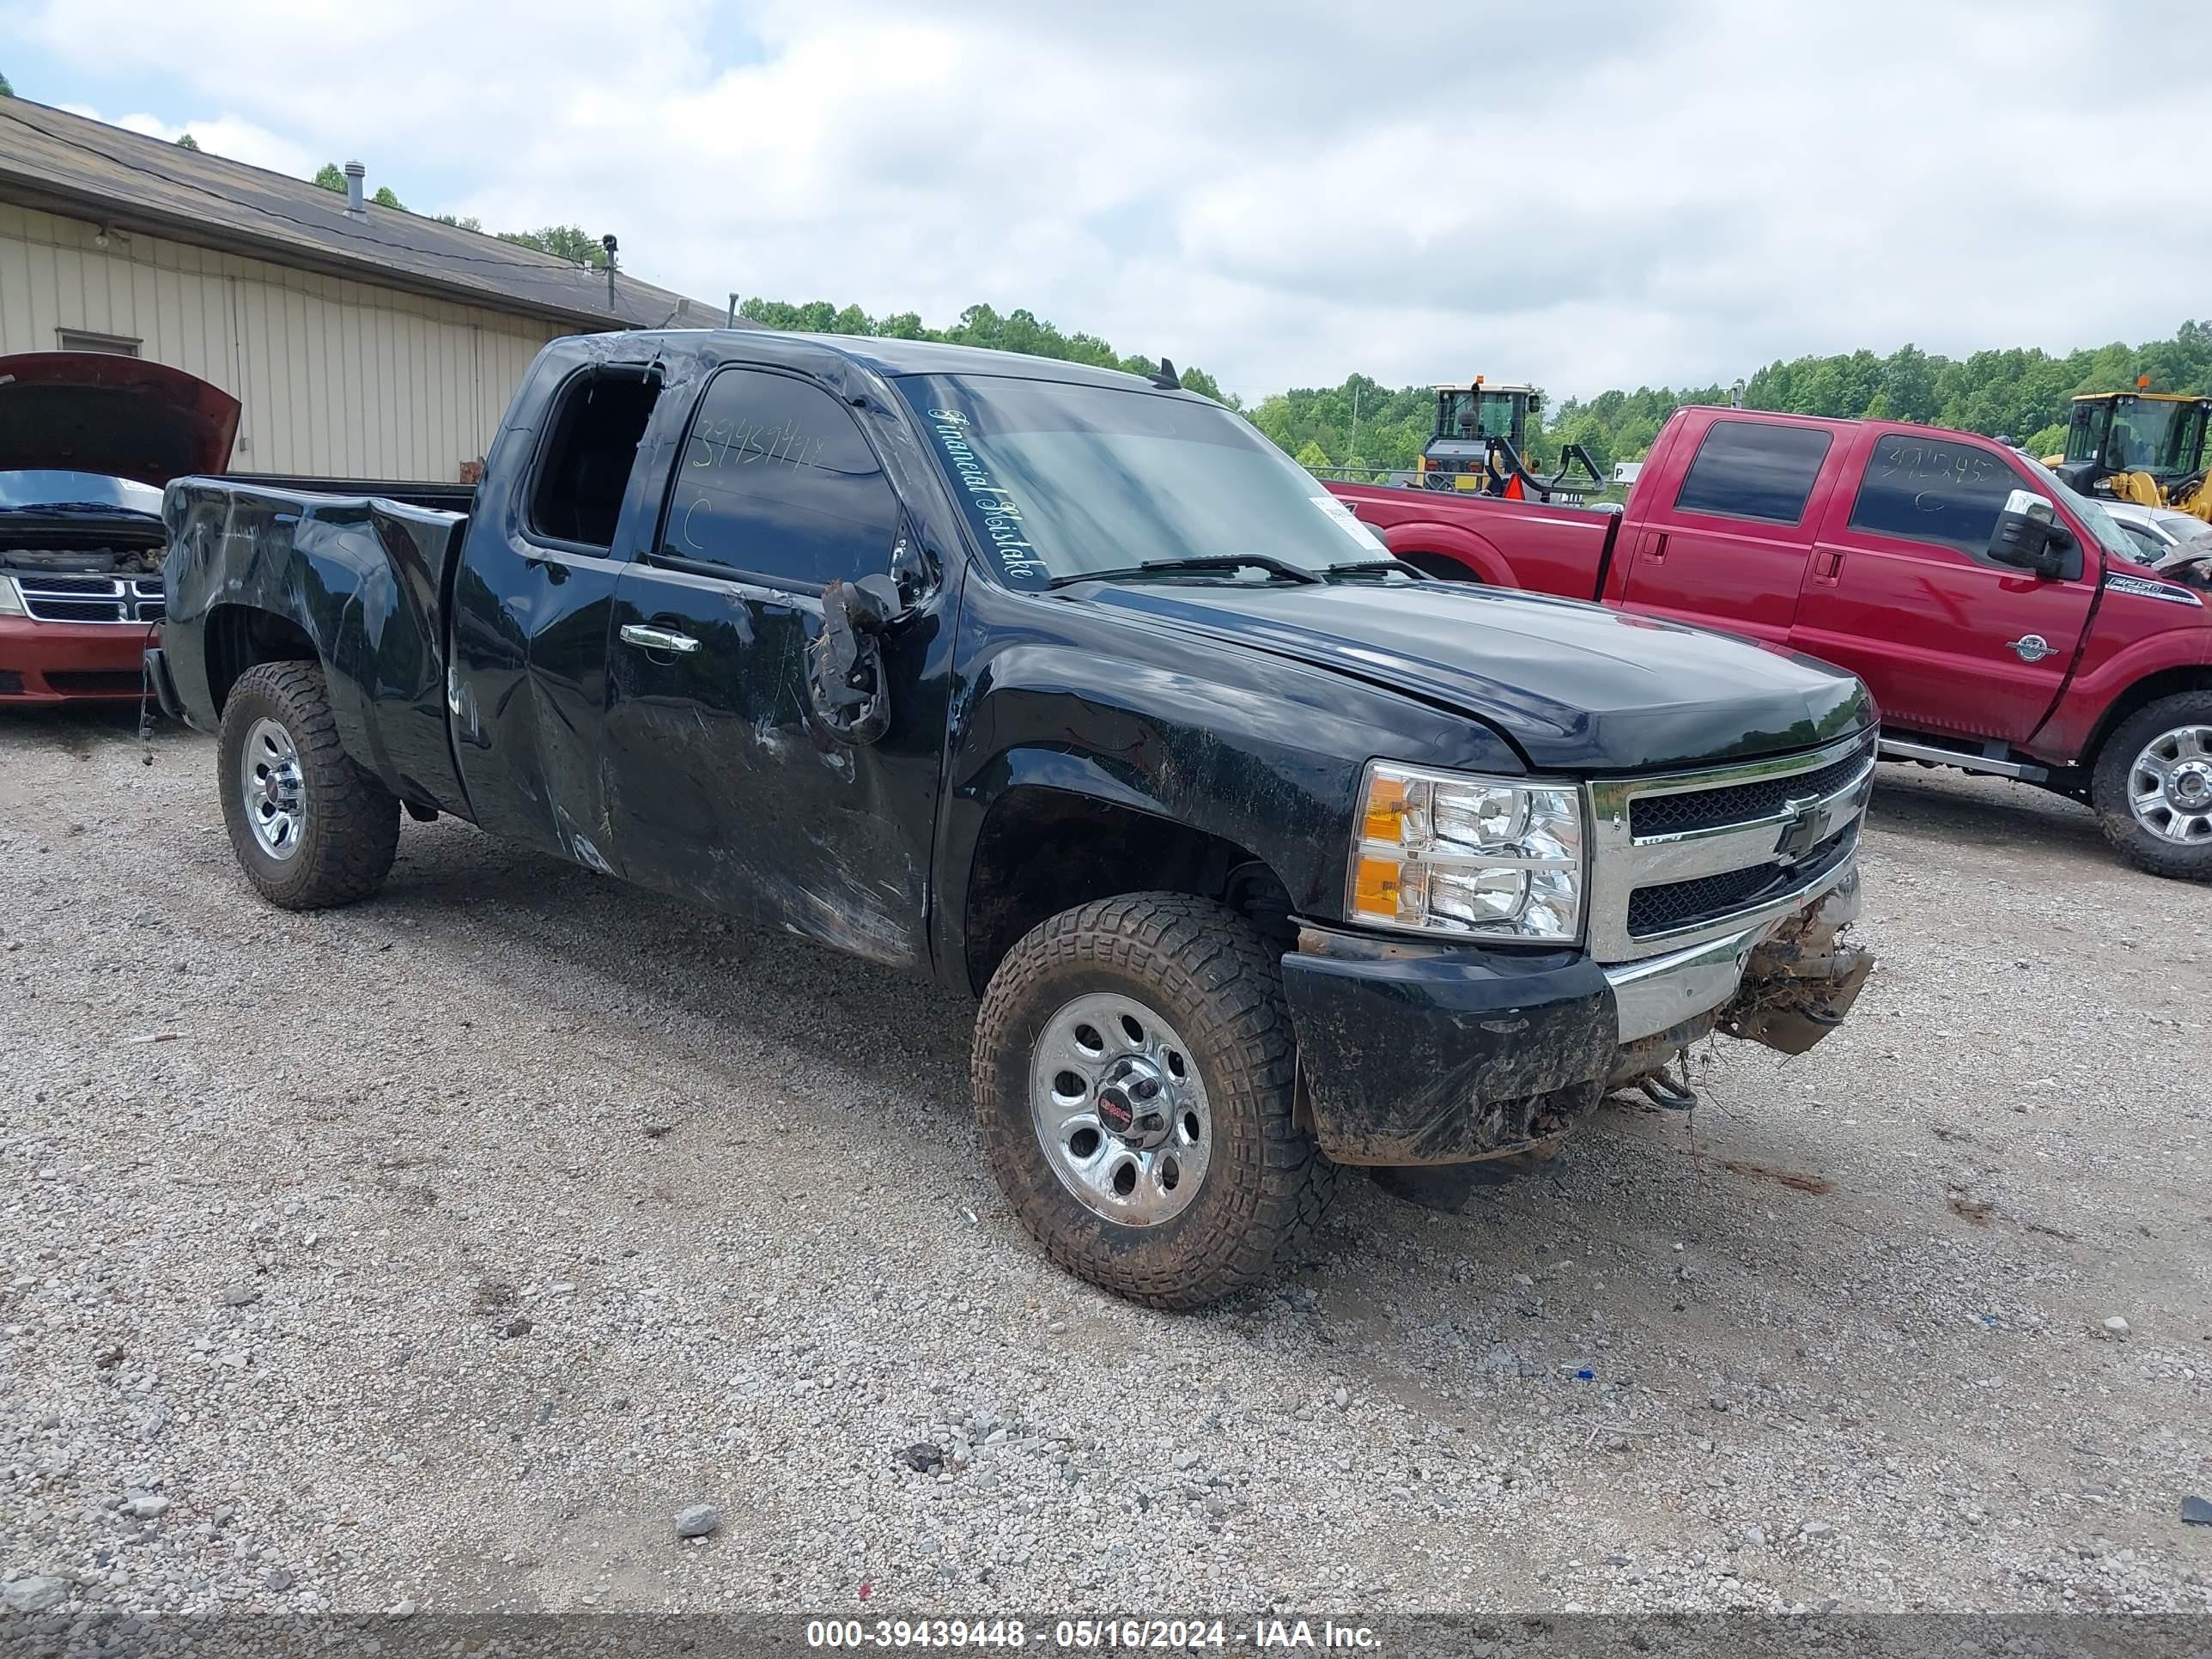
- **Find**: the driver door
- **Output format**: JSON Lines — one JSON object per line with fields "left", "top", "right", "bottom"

{"left": 1789, "top": 429, "right": 2098, "bottom": 744}
{"left": 598, "top": 364, "right": 933, "bottom": 969}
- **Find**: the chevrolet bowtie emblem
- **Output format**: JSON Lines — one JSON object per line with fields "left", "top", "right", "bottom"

{"left": 1776, "top": 799, "right": 1824, "bottom": 863}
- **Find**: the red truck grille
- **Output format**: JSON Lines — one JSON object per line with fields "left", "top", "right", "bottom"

{"left": 14, "top": 574, "right": 165, "bottom": 625}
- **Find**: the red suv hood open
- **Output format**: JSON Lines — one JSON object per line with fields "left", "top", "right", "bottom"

{"left": 0, "top": 353, "right": 240, "bottom": 485}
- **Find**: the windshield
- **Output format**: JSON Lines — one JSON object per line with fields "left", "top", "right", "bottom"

{"left": 1434, "top": 390, "right": 1520, "bottom": 443}
{"left": 2017, "top": 453, "right": 2140, "bottom": 565}
{"left": 0, "top": 470, "right": 164, "bottom": 516}
{"left": 899, "top": 374, "right": 1390, "bottom": 589}
{"left": 2112, "top": 398, "right": 2206, "bottom": 477}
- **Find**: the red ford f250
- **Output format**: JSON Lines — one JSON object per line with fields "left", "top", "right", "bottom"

{"left": 1331, "top": 405, "right": 2212, "bottom": 879}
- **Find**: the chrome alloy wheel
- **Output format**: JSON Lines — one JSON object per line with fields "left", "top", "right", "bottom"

{"left": 240, "top": 716, "right": 307, "bottom": 860}
{"left": 1028, "top": 992, "right": 1212, "bottom": 1226}
{"left": 2129, "top": 723, "right": 2212, "bottom": 845}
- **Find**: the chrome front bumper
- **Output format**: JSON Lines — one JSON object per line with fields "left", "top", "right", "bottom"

{"left": 1604, "top": 860, "right": 1862, "bottom": 1044}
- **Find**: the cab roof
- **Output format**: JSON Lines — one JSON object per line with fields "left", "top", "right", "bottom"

{"left": 629, "top": 328, "right": 1183, "bottom": 395}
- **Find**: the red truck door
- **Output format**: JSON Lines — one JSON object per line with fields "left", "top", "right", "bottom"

{"left": 1790, "top": 428, "right": 2099, "bottom": 744}
{"left": 1617, "top": 411, "right": 1845, "bottom": 643}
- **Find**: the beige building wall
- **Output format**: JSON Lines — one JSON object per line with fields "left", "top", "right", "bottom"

{"left": 0, "top": 201, "right": 570, "bottom": 480}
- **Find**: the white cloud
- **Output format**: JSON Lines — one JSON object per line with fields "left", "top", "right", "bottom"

{"left": 57, "top": 104, "right": 318, "bottom": 181}
{"left": 24, "top": 0, "right": 2212, "bottom": 401}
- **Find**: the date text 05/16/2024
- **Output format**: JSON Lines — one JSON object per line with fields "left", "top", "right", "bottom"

{"left": 803, "top": 1619, "right": 1383, "bottom": 1650}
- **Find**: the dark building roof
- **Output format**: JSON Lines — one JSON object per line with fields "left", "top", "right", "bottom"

{"left": 0, "top": 99, "right": 731, "bottom": 333}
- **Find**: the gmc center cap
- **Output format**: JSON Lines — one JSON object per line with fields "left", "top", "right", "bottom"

{"left": 1095, "top": 1056, "right": 1170, "bottom": 1148}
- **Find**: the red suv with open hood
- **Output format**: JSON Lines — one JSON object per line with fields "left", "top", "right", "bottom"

{"left": 0, "top": 353, "right": 239, "bottom": 702}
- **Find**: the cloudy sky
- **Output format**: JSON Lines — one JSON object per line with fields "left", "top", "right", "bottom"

{"left": 4, "top": 0, "right": 2206, "bottom": 402}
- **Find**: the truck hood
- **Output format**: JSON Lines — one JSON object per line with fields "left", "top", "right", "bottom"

{"left": 0, "top": 353, "right": 240, "bottom": 486}
{"left": 1085, "top": 580, "right": 1875, "bottom": 773}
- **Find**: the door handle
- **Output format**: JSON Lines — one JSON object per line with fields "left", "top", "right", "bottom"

{"left": 619, "top": 623, "right": 701, "bottom": 654}
{"left": 1645, "top": 532, "right": 1668, "bottom": 563}
{"left": 1811, "top": 549, "right": 1844, "bottom": 583}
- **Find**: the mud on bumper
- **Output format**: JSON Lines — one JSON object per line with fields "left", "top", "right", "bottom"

{"left": 1280, "top": 866, "right": 1871, "bottom": 1168}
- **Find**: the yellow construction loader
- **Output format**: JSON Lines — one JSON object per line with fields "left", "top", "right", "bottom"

{"left": 2046, "top": 376, "right": 2212, "bottom": 520}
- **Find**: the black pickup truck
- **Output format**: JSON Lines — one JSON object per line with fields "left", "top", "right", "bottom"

{"left": 149, "top": 329, "right": 1876, "bottom": 1308}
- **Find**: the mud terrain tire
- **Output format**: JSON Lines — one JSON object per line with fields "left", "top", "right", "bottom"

{"left": 972, "top": 893, "right": 1335, "bottom": 1309}
{"left": 218, "top": 660, "right": 399, "bottom": 909}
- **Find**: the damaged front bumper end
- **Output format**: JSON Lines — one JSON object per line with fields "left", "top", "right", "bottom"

{"left": 1279, "top": 866, "right": 1873, "bottom": 1176}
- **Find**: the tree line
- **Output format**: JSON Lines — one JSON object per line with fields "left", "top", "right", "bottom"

{"left": 732, "top": 299, "right": 2212, "bottom": 480}
{"left": 732, "top": 297, "right": 1231, "bottom": 403}
{"left": 1253, "top": 323, "right": 2212, "bottom": 477}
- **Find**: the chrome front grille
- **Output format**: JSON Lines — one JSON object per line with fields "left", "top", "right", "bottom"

{"left": 1587, "top": 730, "right": 1875, "bottom": 963}
{"left": 14, "top": 574, "right": 165, "bottom": 625}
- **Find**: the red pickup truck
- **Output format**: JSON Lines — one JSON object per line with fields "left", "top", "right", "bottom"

{"left": 1330, "top": 404, "right": 2212, "bottom": 879}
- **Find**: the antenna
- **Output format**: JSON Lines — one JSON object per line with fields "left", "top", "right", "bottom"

{"left": 602, "top": 234, "right": 619, "bottom": 313}
{"left": 1148, "top": 357, "right": 1182, "bottom": 391}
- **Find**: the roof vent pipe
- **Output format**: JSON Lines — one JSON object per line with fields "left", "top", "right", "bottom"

{"left": 343, "top": 161, "right": 366, "bottom": 218}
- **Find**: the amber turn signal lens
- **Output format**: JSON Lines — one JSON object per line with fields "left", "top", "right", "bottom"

{"left": 1361, "top": 776, "right": 1410, "bottom": 843}
{"left": 1352, "top": 854, "right": 1407, "bottom": 921}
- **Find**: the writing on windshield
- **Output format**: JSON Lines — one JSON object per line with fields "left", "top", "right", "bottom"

{"left": 898, "top": 374, "right": 1365, "bottom": 590}
{"left": 917, "top": 407, "right": 1048, "bottom": 582}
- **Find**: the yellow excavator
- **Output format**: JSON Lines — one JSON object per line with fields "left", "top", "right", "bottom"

{"left": 2046, "top": 375, "right": 2212, "bottom": 520}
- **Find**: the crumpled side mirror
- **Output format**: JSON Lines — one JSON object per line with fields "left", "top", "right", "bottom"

{"left": 806, "top": 573, "right": 902, "bottom": 744}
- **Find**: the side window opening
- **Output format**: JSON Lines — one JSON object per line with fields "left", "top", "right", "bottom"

{"left": 529, "top": 368, "right": 663, "bottom": 549}
{"left": 1672, "top": 419, "right": 1833, "bottom": 526}
{"left": 656, "top": 367, "right": 900, "bottom": 591}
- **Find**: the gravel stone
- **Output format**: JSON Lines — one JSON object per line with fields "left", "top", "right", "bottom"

{"left": 2101, "top": 1316, "right": 2131, "bottom": 1338}
{"left": 1, "top": 1577, "right": 68, "bottom": 1614}
{"left": 3, "top": 720, "right": 2208, "bottom": 1615}
{"left": 674, "top": 1504, "right": 720, "bottom": 1539}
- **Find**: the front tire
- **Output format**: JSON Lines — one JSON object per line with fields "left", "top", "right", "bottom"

{"left": 971, "top": 894, "right": 1335, "bottom": 1309}
{"left": 217, "top": 660, "right": 399, "bottom": 909}
{"left": 2091, "top": 691, "right": 2212, "bottom": 880}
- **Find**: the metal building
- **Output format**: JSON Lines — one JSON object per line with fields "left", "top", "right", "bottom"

{"left": 0, "top": 99, "right": 725, "bottom": 481}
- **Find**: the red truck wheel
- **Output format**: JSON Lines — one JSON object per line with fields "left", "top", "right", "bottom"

{"left": 2091, "top": 690, "right": 2212, "bottom": 880}
{"left": 217, "top": 661, "right": 400, "bottom": 909}
{"left": 971, "top": 893, "right": 1336, "bottom": 1308}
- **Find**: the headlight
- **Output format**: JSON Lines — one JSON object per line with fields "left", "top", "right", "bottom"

{"left": 1348, "top": 762, "right": 1584, "bottom": 941}
{"left": 0, "top": 576, "right": 21, "bottom": 617}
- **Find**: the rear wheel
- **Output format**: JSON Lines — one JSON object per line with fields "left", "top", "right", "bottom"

{"left": 2091, "top": 691, "right": 2212, "bottom": 879}
{"left": 971, "top": 893, "right": 1335, "bottom": 1309}
{"left": 217, "top": 660, "right": 399, "bottom": 909}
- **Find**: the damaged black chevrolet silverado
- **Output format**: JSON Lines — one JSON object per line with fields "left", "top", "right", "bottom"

{"left": 150, "top": 331, "right": 1876, "bottom": 1308}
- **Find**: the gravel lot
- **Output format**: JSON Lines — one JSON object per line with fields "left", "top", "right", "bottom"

{"left": 3, "top": 707, "right": 2209, "bottom": 1623}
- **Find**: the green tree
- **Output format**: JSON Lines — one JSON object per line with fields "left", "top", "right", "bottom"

{"left": 434, "top": 213, "right": 484, "bottom": 233}
{"left": 313, "top": 162, "right": 345, "bottom": 192}
{"left": 0, "top": 73, "right": 14, "bottom": 99}
{"left": 371, "top": 185, "right": 402, "bottom": 210}
{"left": 496, "top": 226, "right": 609, "bottom": 268}
{"left": 175, "top": 133, "right": 199, "bottom": 151}
{"left": 1293, "top": 438, "right": 1333, "bottom": 471}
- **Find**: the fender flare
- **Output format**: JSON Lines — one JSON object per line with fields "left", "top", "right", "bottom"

{"left": 1378, "top": 520, "right": 1519, "bottom": 586}
{"left": 2031, "top": 626, "right": 2212, "bottom": 764}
